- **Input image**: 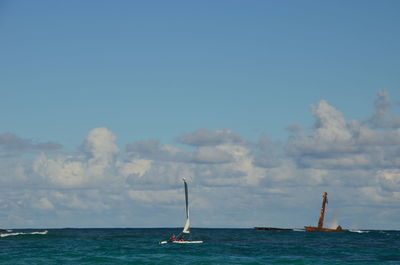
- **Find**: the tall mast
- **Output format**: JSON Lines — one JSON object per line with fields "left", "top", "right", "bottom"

{"left": 182, "top": 178, "right": 190, "bottom": 234}
{"left": 317, "top": 192, "right": 328, "bottom": 229}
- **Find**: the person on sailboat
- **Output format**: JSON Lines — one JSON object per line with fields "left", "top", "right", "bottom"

{"left": 178, "top": 234, "right": 184, "bottom": 242}
{"left": 169, "top": 234, "right": 176, "bottom": 242}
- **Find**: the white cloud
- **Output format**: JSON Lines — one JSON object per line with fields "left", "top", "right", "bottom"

{"left": 311, "top": 100, "right": 352, "bottom": 141}
{"left": 191, "top": 146, "right": 233, "bottom": 164}
{"left": 128, "top": 189, "right": 181, "bottom": 204}
{"left": 33, "top": 154, "right": 86, "bottom": 187}
{"left": 287, "top": 94, "right": 400, "bottom": 171}
{"left": 33, "top": 127, "right": 120, "bottom": 188}
{"left": 0, "top": 133, "right": 62, "bottom": 155}
{"left": 119, "top": 159, "right": 152, "bottom": 178}
{"left": 379, "top": 169, "right": 400, "bottom": 192}
{"left": 177, "top": 128, "right": 244, "bottom": 146}
{"left": 34, "top": 197, "right": 54, "bottom": 210}
{"left": 1, "top": 90, "right": 400, "bottom": 229}
{"left": 366, "top": 89, "right": 400, "bottom": 129}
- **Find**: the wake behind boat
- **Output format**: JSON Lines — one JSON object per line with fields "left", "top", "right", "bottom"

{"left": 160, "top": 178, "right": 203, "bottom": 244}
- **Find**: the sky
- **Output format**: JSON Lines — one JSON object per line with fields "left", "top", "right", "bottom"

{"left": 1, "top": 0, "right": 400, "bottom": 229}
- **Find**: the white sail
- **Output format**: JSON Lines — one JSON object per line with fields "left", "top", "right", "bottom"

{"left": 182, "top": 178, "right": 190, "bottom": 234}
{"left": 182, "top": 218, "right": 190, "bottom": 234}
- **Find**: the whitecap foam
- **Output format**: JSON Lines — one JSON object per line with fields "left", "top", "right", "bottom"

{"left": 349, "top": 229, "right": 369, "bottom": 233}
{"left": 30, "top": 230, "right": 48, "bottom": 235}
{"left": 0, "top": 230, "right": 48, "bottom": 237}
{"left": 1, "top": 232, "right": 23, "bottom": 237}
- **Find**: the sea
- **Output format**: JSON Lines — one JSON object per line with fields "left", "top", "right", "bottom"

{"left": 0, "top": 228, "right": 399, "bottom": 264}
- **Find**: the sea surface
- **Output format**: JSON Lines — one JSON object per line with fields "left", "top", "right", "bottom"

{"left": 0, "top": 228, "right": 399, "bottom": 264}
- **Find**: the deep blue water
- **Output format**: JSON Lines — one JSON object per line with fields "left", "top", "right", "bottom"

{"left": 0, "top": 228, "right": 399, "bottom": 264}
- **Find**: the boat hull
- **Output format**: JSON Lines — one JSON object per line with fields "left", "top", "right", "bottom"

{"left": 304, "top": 226, "right": 347, "bottom": 232}
{"left": 255, "top": 227, "right": 292, "bottom": 231}
{"left": 159, "top": 240, "right": 203, "bottom": 244}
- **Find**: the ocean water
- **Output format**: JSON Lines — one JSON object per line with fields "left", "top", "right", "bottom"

{"left": 0, "top": 228, "right": 399, "bottom": 264}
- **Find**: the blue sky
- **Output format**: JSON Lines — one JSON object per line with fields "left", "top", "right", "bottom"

{"left": 1, "top": 1, "right": 400, "bottom": 229}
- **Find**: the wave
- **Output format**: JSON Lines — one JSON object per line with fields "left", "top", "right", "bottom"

{"left": 349, "top": 229, "right": 369, "bottom": 233}
{"left": 0, "top": 230, "right": 48, "bottom": 238}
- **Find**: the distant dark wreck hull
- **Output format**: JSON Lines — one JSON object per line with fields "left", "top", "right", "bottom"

{"left": 255, "top": 227, "right": 293, "bottom": 231}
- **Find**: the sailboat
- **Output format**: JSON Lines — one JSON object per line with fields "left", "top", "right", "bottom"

{"left": 160, "top": 178, "right": 203, "bottom": 244}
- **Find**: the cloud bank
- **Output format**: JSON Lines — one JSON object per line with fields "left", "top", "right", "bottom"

{"left": 1, "top": 89, "right": 400, "bottom": 229}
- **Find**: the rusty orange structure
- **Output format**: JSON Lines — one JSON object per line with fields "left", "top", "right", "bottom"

{"left": 304, "top": 192, "right": 347, "bottom": 232}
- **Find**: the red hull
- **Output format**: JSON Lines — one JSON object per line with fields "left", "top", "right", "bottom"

{"left": 304, "top": 226, "right": 347, "bottom": 232}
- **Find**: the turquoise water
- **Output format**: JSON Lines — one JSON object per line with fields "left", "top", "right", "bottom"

{"left": 0, "top": 228, "right": 399, "bottom": 264}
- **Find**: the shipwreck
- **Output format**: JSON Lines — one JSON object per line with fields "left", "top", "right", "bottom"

{"left": 304, "top": 192, "right": 347, "bottom": 232}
